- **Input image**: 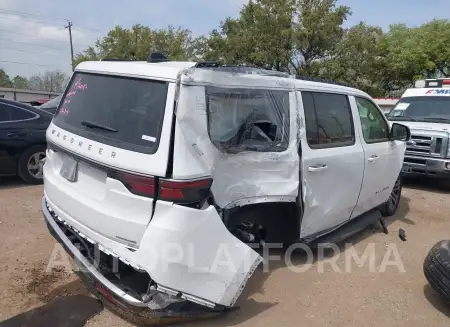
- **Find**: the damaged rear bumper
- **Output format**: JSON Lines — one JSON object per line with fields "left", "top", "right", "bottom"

{"left": 42, "top": 196, "right": 262, "bottom": 318}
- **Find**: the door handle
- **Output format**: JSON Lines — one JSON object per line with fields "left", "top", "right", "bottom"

{"left": 368, "top": 155, "right": 379, "bottom": 163}
{"left": 308, "top": 164, "right": 328, "bottom": 172}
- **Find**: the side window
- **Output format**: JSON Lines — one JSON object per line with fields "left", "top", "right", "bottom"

{"left": 205, "top": 87, "right": 290, "bottom": 153}
{"left": 302, "top": 91, "right": 355, "bottom": 148}
{"left": 10, "top": 107, "right": 36, "bottom": 121}
{"left": 356, "top": 97, "right": 389, "bottom": 143}
{"left": 0, "top": 104, "right": 11, "bottom": 122}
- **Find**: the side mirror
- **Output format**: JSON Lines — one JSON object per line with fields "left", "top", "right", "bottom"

{"left": 390, "top": 123, "right": 411, "bottom": 141}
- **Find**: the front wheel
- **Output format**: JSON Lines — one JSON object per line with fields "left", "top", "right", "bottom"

{"left": 18, "top": 145, "right": 46, "bottom": 185}
{"left": 381, "top": 175, "right": 402, "bottom": 217}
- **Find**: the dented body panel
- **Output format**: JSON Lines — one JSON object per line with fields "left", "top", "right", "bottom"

{"left": 172, "top": 69, "right": 300, "bottom": 209}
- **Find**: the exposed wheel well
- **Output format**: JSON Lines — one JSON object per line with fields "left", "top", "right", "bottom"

{"left": 223, "top": 202, "right": 300, "bottom": 244}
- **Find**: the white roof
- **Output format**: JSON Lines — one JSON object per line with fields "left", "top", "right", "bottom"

{"left": 401, "top": 87, "right": 450, "bottom": 98}
{"left": 75, "top": 60, "right": 197, "bottom": 81}
{"left": 293, "top": 79, "right": 369, "bottom": 97}
{"left": 74, "top": 60, "right": 370, "bottom": 97}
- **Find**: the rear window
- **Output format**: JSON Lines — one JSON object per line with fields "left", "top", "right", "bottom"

{"left": 205, "top": 87, "right": 290, "bottom": 153}
{"left": 53, "top": 72, "right": 169, "bottom": 154}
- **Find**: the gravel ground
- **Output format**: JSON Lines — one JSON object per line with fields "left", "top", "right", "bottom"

{"left": 1, "top": 177, "right": 450, "bottom": 327}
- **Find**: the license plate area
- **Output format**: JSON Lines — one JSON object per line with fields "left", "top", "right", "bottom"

{"left": 60, "top": 156, "right": 78, "bottom": 182}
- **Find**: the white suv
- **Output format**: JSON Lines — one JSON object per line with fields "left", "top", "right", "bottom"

{"left": 42, "top": 55, "right": 410, "bottom": 320}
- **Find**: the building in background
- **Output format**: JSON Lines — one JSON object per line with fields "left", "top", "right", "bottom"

{"left": 374, "top": 98, "right": 399, "bottom": 114}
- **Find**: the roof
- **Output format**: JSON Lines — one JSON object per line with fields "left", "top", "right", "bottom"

{"left": 75, "top": 61, "right": 197, "bottom": 81}
{"left": 293, "top": 79, "right": 369, "bottom": 97}
{"left": 75, "top": 60, "right": 370, "bottom": 97}
{"left": 401, "top": 87, "right": 450, "bottom": 98}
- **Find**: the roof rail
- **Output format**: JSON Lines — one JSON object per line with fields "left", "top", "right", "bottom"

{"left": 101, "top": 58, "right": 139, "bottom": 61}
{"left": 148, "top": 52, "right": 168, "bottom": 63}
{"left": 296, "top": 75, "right": 351, "bottom": 87}
{"left": 194, "top": 61, "right": 222, "bottom": 68}
{"left": 194, "top": 62, "right": 290, "bottom": 77}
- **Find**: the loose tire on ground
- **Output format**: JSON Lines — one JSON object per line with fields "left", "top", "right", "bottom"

{"left": 423, "top": 240, "right": 450, "bottom": 302}
{"left": 17, "top": 145, "right": 46, "bottom": 185}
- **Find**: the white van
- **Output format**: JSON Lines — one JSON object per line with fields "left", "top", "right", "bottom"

{"left": 386, "top": 78, "right": 450, "bottom": 178}
{"left": 42, "top": 55, "right": 410, "bottom": 319}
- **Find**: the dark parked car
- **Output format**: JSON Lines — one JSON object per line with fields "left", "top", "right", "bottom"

{"left": 0, "top": 98, "right": 52, "bottom": 184}
{"left": 38, "top": 94, "right": 62, "bottom": 115}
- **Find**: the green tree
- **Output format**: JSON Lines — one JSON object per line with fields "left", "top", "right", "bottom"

{"left": 28, "top": 70, "right": 69, "bottom": 92}
{"left": 0, "top": 69, "right": 13, "bottom": 87}
{"left": 418, "top": 19, "right": 450, "bottom": 77}
{"left": 206, "top": 0, "right": 350, "bottom": 74}
{"left": 73, "top": 25, "right": 205, "bottom": 67}
{"left": 291, "top": 0, "right": 350, "bottom": 75}
{"left": 314, "top": 22, "right": 385, "bottom": 96}
{"left": 12, "top": 75, "right": 29, "bottom": 89}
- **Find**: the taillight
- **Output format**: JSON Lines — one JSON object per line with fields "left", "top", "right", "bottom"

{"left": 115, "top": 172, "right": 156, "bottom": 198}
{"left": 159, "top": 178, "right": 213, "bottom": 203}
{"left": 443, "top": 80, "right": 450, "bottom": 85}
{"left": 114, "top": 172, "right": 212, "bottom": 204}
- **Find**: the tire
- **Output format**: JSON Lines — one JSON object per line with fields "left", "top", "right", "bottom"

{"left": 423, "top": 240, "right": 450, "bottom": 302}
{"left": 17, "top": 145, "right": 46, "bottom": 185}
{"left": 380, "top": 175, "right": 402, "bottom": 217}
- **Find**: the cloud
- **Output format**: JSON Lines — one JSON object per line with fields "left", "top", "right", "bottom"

{"left": 0, "top": 13, "right": 97, "bottom": 77}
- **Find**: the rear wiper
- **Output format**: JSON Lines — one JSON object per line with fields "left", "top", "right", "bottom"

{"left": 81, "top": 120, "right": 118, "bottom": 132}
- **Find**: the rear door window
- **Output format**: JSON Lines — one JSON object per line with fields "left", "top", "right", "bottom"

{"left": 53, "top": 73, "right": 169, "bottom": 154}
{"left": 302, "top": 91, "right": 355, "bottom": 148}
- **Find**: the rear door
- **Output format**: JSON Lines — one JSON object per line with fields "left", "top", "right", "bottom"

{"left": 0, "top": 103, "right": 41, "bottom": 175}
{"left": 350, "top": 96, "right": 402, "bottom": 218}
{"left": 299, "top": 91, "right": 365, "bottom": 239}
{"left": 44, "top": 72, "right": 175, "bottom": 247}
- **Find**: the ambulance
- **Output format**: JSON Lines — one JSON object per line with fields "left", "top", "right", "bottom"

{"left": 386, "top": 78, "right": 450, "bottom": 178}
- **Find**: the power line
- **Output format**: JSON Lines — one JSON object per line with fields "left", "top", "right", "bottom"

{"left": 0, "top": 60, "right": 65, "bottom": 68}
{"left": 0, "top": 28, "right": 68, "bottom": 43}
{"left": 3, "top": 47, "right": 66, "bottom": 54}
{"left": 0, "top": 37, "right": 67, "bottom": 50}
{"left": 0, "top": 13, "right": 65, "bottom": 26}
{"left": 0, "top": 10, "right": 105, "bottom": 35}
{"left": 0, "top": 9, "right": 68, "bottom": 22}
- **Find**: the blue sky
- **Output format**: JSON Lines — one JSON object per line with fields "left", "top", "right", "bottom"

{"left": 1, "top": 0, "right": 449, "bottom": 78}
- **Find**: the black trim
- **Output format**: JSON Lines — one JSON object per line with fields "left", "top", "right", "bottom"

{"left": 165, "top": 100, "right": 177, "bottom": 178}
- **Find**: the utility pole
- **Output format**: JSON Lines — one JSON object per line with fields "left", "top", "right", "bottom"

{"left": 65, "top": 21, "right": 74, "bottom": 71}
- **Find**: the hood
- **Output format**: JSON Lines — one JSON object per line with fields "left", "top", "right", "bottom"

{"left": 389, "top": 121, "right": 450, "bottom": 133}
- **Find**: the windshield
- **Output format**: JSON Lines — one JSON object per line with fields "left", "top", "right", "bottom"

{"left": 40, "top": 95, "right": 62, "bottom": 109}
{"left": 53, "top": 72, "right": 169, "bottom": 154}
{"left": 387, "top": 96, "right": 450, "bottom": 123}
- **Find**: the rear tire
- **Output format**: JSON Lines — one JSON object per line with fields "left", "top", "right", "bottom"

{"left": 18, "top": 145, "right": 46, "bottom": 185}
{"left": 381, "top": 175, "right": 402, "bottom": 217}
{"left": 423, "top": 240, "right": 450, "bottom": 302}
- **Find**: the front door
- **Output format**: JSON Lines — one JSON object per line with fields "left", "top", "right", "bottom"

{"left": 299, "top": 91, "right": 365, "bottom": 239}
{"left": 350, "top": 96, "right": 402, "bottom": 218}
